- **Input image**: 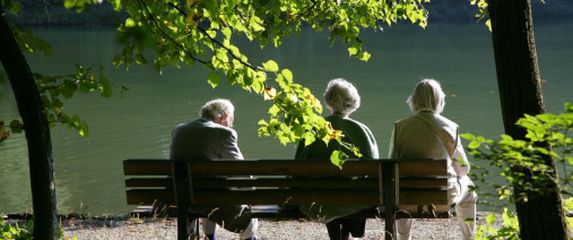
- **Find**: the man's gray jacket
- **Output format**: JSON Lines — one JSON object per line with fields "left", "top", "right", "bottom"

{"left": 170, "top": 118, "right": 243, "bottom": 161}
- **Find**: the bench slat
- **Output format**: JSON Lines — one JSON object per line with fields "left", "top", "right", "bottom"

{"left": 123, "top": 159, "right": 447, "bottom": 177}
{"left": 124, "top": 177, "right": 447, "bottom": 190}
{"left": 400, "top": 189, "right": 448, "bottom": 205}
{"left": 192, "top": 178, "right": 378, "bottom": 190}
{"left": 124, "top": 159, "right": 172, "bottom": 175}
{"left": 398, "top": 160, "right": 448, "bottom": 176}
{"left": 125, "top": 178, "right": 173, "bottom": 188}
{"left": 192, "top": 178, "right": 446, "bottom": 189}
{"left": 187, "top": 160, "right": 381, "bottom": 176}
{"left": 126, "top": 189, "right": 175, "bottom": 205}
{"left": 191, "top": 189, "right": 380, "bottom": 205}
{"left": 126, "top": 188, "right": 447, "bottom": 206}
{"left": 399, "top": 177, "right": 448, "bottom": 189}
{"left": 187, "top": 189, "right": 446, "bottom": 205}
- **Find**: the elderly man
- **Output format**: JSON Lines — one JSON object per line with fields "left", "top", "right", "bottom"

{"left": 295, "top": 78, "right": 379, "bottom": 240}
{"left": 389, "top": 79, "right": 477, "bottom": 240}
{"left": 170, "top": 99, "right": 259, "bottom": 240}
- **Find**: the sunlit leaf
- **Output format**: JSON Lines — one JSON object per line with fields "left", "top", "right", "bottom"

{"left": 330, "top": 150, "right": 348, "bottom": 169}
{"left": 262, "top": 60, "right": 279, "bottom": 72}
{"left": 208, "top": 71, "right": 221, "bottom": 88}
{"left": 125, "top": 18, "right": 136, "bottom": 28}
{"left": 347, "top": 46, "right": 359, "bottom": 56}
{"left": 281, "top": 69, "right": 293, "bottom": 83}
{"left": 485, "top": 213, "right": 497, "bottom": 225}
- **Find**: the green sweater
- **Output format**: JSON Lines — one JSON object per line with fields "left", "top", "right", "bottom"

{"left": 294, "top": 114, "right": 379, "bottom": 223}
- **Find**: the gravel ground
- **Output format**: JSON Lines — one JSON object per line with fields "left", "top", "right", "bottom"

{"left": 59, "top": 213, "right": 493, "bottom": 240}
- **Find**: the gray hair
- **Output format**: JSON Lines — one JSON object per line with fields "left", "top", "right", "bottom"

{"left": 324, "top": 78, "right": 361, "bottom": 117}
{"left": 200, "top": 99, "right": 234, "bottom": 121}
{"left": 407, "top": 79, "right": 446, "bottom": 114}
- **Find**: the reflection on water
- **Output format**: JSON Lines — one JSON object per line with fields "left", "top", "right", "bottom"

{"left": 0, "top": 23, "right": 572, "bottom": 215}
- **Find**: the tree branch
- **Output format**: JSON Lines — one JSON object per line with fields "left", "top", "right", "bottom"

{"left": 196, "top": 26, "right": 258, "bottom": 72}
{"left": 164, "top": 1, "right": 259, "bottom": 73}
{"left": 137, "top": 0, "right": 213, "bottom": 68}
{"left": 38, "top": 82, "right": 65, "bottom": 93}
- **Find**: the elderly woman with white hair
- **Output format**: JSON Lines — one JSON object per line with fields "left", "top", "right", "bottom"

{"left": 389, "top": 79, "right": 477, "bottom": 240}
{"left": 295, "top": 78, "right": 379, "bottom": 240}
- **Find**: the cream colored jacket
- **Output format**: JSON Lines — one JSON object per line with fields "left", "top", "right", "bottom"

{"left": 389, "top": 111, "right": 470, "bottom": 180}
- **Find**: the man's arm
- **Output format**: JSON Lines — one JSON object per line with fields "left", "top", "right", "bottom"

{"left": 220, "top": 129, "right": 244, "bottom": 160}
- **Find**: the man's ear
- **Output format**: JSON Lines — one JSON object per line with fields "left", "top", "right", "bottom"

{"left": 215, "top": 112, "right": 227, "bottom": 125}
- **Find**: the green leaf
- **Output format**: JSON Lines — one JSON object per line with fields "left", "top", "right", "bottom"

{"left": 330, "top": 150, "right": 347, "bottom": 169}
{"left": 262, "top": 60, "right": 279, "bottom": 72}
{"left": 485, "top": 213, "right": 497, "bottom": 225}
{"left": 268, "top": 104, "right": 281, "bottom": 117}
{"left": 63, "top": 0, "right": 76, "bottom": 9}
{"left": 125, "top": 18, "right": 136, "bottom": 28}
{"left": 281, "top": 69, "right": 293, "bottom": 83}
{"left": 347, "top": 46, "right": 359, "bottom": 56}
{"left": 565, "top": 102, "right": 573, "bottom": 113}
{"left": 78, "top": 120, "right": 89, "bottom": 137}
{"left": 111, "top": 0, "right": 122, "bottom": 11}
{"left": 358, "top": 51, "right": 371, "bottom": 62}
{"left": 9, "top": 120, "right": 24, "bottom": 134}
{"left": 468, "top": 141, "right": 481, "bottom": 149}
{"left": 222, "top": 27, "right": 232, "bottom": 40}
{"left": 135, "top": 53, "right": 147, "bottom": 64}
{"left": 303, "top": 131, "right": 316, "bottom": 146}
{"left": 99, "top": 68, "right": 113, "bottom": 97}
{"left": 208, "top": 72, "right": 222, "bottom": 88}
{"left": 257, "top": 119, "right": 268, "bottom": 126}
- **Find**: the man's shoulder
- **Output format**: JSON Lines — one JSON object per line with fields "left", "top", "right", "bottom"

{"left": 173, "top": 118, "right": 237, "bottom": 141}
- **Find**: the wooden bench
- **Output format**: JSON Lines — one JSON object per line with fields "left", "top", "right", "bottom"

{"left": 123, "top": 159, "right": 449, "bottom": 240}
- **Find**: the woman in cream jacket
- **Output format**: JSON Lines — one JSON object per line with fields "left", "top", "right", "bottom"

{"left": 389, "top": 79, "right": 477, "bottom": 240}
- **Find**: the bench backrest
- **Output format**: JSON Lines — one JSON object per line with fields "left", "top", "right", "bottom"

{"left": 124, "top": 159, "right": 448, "bottom": 210}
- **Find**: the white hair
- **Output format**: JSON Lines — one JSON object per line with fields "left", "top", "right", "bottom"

{"left": 200, "top": 98, "right": 234, "bottom": 121}
{"left": 324, "top": 78, "right": 361, "bottom": 117}
{"left": 407, "top": 79, "right": 446, "bottom": 114}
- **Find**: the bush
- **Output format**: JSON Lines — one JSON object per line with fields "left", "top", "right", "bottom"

{"left": 462, "top": 103, "right": 573, "bottom": 238}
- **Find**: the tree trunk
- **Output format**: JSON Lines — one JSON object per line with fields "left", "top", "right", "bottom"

{"left": 488, "top": 0, "right": 569, "bottom": 239}
{"left": 0, "top": 14, "right": 58, "bottom": 240}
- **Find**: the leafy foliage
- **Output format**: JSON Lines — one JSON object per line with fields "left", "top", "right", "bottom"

{"left": 463, "top": 103, "right": 573, "bottom": 237}
{"left": 0, "top": 218, "right": 32, "bottom": 240}
{"left": 3, "top": 64, "right": 125, "bottom": 138}
{"left": 475, "top": 208, "right": 520, "bottom": 240}
{"left": 62, "top": 0, "right": 429, "bottom": 163}
{"left": 463, "top": 103, "right": 573, "bottom": 202}
{"left": 564, "top": 197, "right": 573, "bottom": 228}
{"left": 35, "top": 65, "right": 127, "bottom": 137}
{"left": 1, "top": 2, "right": 126, "bottom": 139}
{"left": 0, "top": 217, "right": 70, "bottom": 240}
{"left": 469, "top": 0, "right": 490, "bottom": 30}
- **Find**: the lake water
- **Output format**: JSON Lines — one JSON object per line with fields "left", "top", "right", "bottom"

{"left": 1, "top": 23, "right": 572, "bottom": 215}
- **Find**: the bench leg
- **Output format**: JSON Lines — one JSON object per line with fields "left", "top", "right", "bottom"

{"left": 178, "top": 215, "right": 200, "bottom": 240}
{"left": 384, "top": 212, "right": 395, "bottom": 240}
{"left": 177, "top": 208, "right": 189, "bottom": 240}
{"left": 381, "top": 162, "right": 397, "bottom": 240}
